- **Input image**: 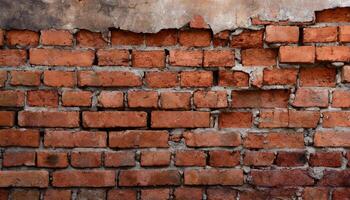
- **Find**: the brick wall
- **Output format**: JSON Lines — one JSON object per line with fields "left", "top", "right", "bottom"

{"left": 0, "top": 8, "right": 350, "bottom": 200}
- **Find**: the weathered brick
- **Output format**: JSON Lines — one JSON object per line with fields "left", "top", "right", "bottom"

{"left": 119, "top": 170, "right": 181, "bottom": 186}
{"left": 343, "top": 65, "right": 350, "bottom": 83}
{"left": 251, "top": 170, "right": 314, "bottom": 187}
{"left": 292, "top": 88, "right": 329, "bottom": 107}
{"left": 0, "top": 111, "right": 15, "bottom": 127}
{"left": 209, "top": 150, "right": 240, "bottom": 167}
{"left": 276, "top": 151, "right": 306, "bottom": 167}
{"left": 109, "top": 130, "right": 168, "bottom": 148}
{"left": 41, "top": 29, "right": 73, "bottom": 46}
{"left": 184, "top": 131, "right": 241, "bottom": 147}
{"left": 145, "top": 29, "right": 177, "bottom": 46}
{"left": 160, "top": 92, "right": 191, "bottom": 110}
{"left": 132, "top": 50, "right": 165, "bottom": 68}
{"left": 207, "top": 188, "right": 237, "bottom": 200}
{"left": 184, "top": 169, "right": 243, "bottom": 185}
{"left": 180, "top": 71, "right": 213, "bottom": 87}
{"left": 127, "top": 91, "right": 158, "bottom": 108}
{"left": 243, "top": 151, "right": 275, "bottom": 166}
{"left": 76, "top": 30, "right": 107, "bottom": 48}
{"left": 151, "top": 111, "right": 210, "bottom": 128}
{"left": 145, "top": 71, "right": 178, "bottom": 88}
{"left": 52, "top": 170, "right": 115, "bottom": 187}
{"left": 174, "top": 188, "right": 203, "bottom": 200}
{"left": 44, "top": 131, "right": 106, "bottom": 148}
{"left": 0, "top": 129, "right": 39, "bottom": 147}
{"left": 175, "top": 150, "right": 206, "bottom": 166}
{"left": 300, "top": 67, "right": 336, "bottom": 87}
{"left": 141, "top": 189, "right": 170, "bottom": 200}
{"left": 43, "top": 70, "right": 76, "bottom": 87}
{"left": 232, "top": 90, "right": 290, "bottom": 108}
{"left": 303, "top": 26, "right": 338, "bottom": 43}
{"left": 44, "top": 189, "right": 72, "bottom": 200}
{"left": 179, "top": 29, "right": 211, "bottom": 47}
{"left": 71, "top": 151, "right": 102, "bottom": 168}
{"left": 104, "top": 151, "right": 135, "bottom": 167}
{"left": 62, "top": 90, "right": 92, "bottom": 107}
{"left": 194, "top": 90, "right": 227, "bottom": 108}
{"left": 111, "top": 30, "right": 144, "bottom": 45}
{"left": 259, "top": 109, "right": 289, "bottom": 128}
{"left": 141, "top": 151, "right": 171, "bottom": 166}
{"left": 314, "top": 131, "right": 350, "bottom": 147}
{"left": 323, "top": 111, "right": 350, "bottom": 127}
{"left": 332, "top": 90, "right": 350, "bottom": 107}
{"left": 37, "top": 151, "right": 68, "bottom": 168}
{"left": 230, "top": 30, "right": 263, "bottom": 48}
{"left": 244, "top": 132, "right": 304, "bottom": 149}
{"left": 189, "top": 15, "right": 209, "bottom": 29}
{"left": 319, "top": 170, "right": 350, "bottom": 186}
{"left": 203, "top": 50, "right": 234, "bottom": 67}
{"left": 339, "top": 26, "right": 350, "bottom": 42}
{"left": 316, "top": 46, "right": 350, "bottom": 62}
{"left": 11, "top": 190, "right": 40, "bottom": 200}
{"left": 0, "top": 49, "right": 27, "bottom": 66}
{"left": 78, "top": 71, "right": 142, "bottom": 87}
{"left": 219, "top": 112, "right": 252, "bottom": 128}
{"left": 333, "top": 188, "right": 350, "bottom": 200}
{"left": 316, "top": 7, "right": 350, "bottom": 22}
{"left": 83, "top": 111, "right": 146, "bottom": 128}
{"left": 0, "top": 71, "right": 7, "bottom": 87}
{"left": 265, "top": 25, "right": 299, "bottom": 43}
{"left": 0, "top": 29, "right": 3, "bottom": 46}
{"left": 309, "top": 152, "right": 342, "bottom": 167}
{"left": 0, "top": 90, "right": 24, "bottom": 107}
{"left": 19, "top": 111, "right": 79, "bottom": 128}
{"left": 241, "top": 49, "right": 277, "bottom": 66}
{"left": 77, "top": 189, "right": 106, "bottom": 200}
{"left": 263, "top": 68, "right": 298, "bottom": 85}
{"left": 10, "top": 70, "right": 41, "bottom": 86}
{"left": 97, "top": 49, "right": 129, "bottom": 66}
{"left": 169, "top": 50, "right": 203, "bottom": 67}
{"left": 0, "top": 171, "right": 48, "bottom": 187}
{"left": 3, "top": 151, "right": 35, "bottom": 167}
{"left": 218, "top": 71, "right": 249, "bottom": 87}
{"left": 27, "top": 90, "right": 58, "bottom": 107}
{"left": 7, "top": 30, "right": 39, "bottom": 46}
{"left": 98, "top": 91, "right": 124, "bottom": 108}
{"left": 279, "top": 46, "right": 315, "bottom": 63}
{"left": 288, "top": 110, "right": 320, "bottom": 128}
{"left": 107, "top": 190, "right": 137, "bottom": 200}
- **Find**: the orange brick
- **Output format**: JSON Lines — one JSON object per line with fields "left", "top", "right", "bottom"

{"left": 0, "top": 90, "right": 25, "bottom": 107}
{"left": 303, "top": 27, "right": 338, "bottom": 43}
{"left": 184, "top": 131, "right": 241, "bottom": 147}
{"left": 111, "top": 30, "right": 144, "bottom": 45}
{"left": 231, "top": 90, "right": 290, "bottom": 108}
{"left": 175, "top": 150, "right": 206, "bottom": 167}
{"left": 0, "top": 49, "right": 27, "bottom": 66}
{"left": 279, "top": 46, "right": 315, "bottom": 63}
{"left": 127, "top": 91, "right": 158, "bottom": 108}
{"left": 160, "top": 92, "right": 191, "bottom": 110}
{"left": 98, "top": 91, "right": 124, "bottom": 108}
{"left": 230, "top": 30, "right": 263, "bottom": 48}
{"left": 43, "top": 70, "right": 76, "bottom": 87}
{"left": 6, "top": 30, "right": 39, "bottom": 47}
{"left": 332, "top": 90, "right": 350, "bottom": 108}
{"left": 219, "top": 112, "right": 252, "bottom": 128}
{"left": 242, "top": 49, "right": 277, "bottom": 66}
{"left": 316, "top": 46, "right": 350, "bottom": 62}
{"left": 132, "top": 50, "right": 165, "bottom": 68}
{"left": 78, "top": 71, "right": 142, "bottom": 87}
{"left": 145, "top": 71, "right": 178, "bottom": 88}
{"left": 218, "top": 71, "right": 249, "bottom": 87}
{"left": 141, "top": 151, "right": 171, "bottom": 167}
{"left": 263, "top": 68, "right": 298, "bottom": 85}
{"left": 180, "top": 71, "right": 213, "bottom": 87}
{"left": 194, "top": 90, "right": 227, "bottom": 108}
{"left": 179, "top": 29, "right": 211, "bottom": 47}
{"left": 265, "top": 25, "right": 299, "bottom": 43}
{"left": 97, "top": 49, "right": 129, "bottom": 66}
{"left": 76, "top": 30, "right": 107, "bottom": 48}
{"left": 292, "top": 88, "right": 329, "bottom": 107}
{"left": 169, "top": 50, "right": 203, "bottom": 67}
{"left": 27, "top": 90, "right": 58, "bottom": 107}
{"left": 0, "top": 111, "right": 15, "bottom": 127}
{"left": 203, "top": 50, "right": 234, "bottom": 67}
{"left": 10, "top": 71, "right": 41, "bottom": 86}
{"left": 339, "top": 26, "right": 350, "bottom": 42}
{"left": 145, "top": 29, "right": 177, "bottom": 46}
{"left": 41, "top": 30, "right": 73, "bottom": 46}
{"left": 37, "top": 151, "right": 68, "bottom": 168}
{"left": 62, "top": 90, "right": 92, "bottom": 107}
{"left": 300, "top": 67, "right": 336, "bottom": 87}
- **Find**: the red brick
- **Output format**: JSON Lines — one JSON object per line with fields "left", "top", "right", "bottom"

{"left": 98, "top": 91, "right": 124, "bottom": 108}
{"left": 83, "top": 111, "right": 146, "bottom": 128}
{"left": 44, "top": 189, "right": 71, "bottom": 200}
{"left": 141, "top": 189, "right": 170, "bottom": 200}
{"left": 175, "top": 150, "right": 206, "bottom": 167}
{"left": 127, "top": 91, "right": 158, "bottom": 108}
{"left": 41, "top": 30, "right": 73, "bottom": 46}
{"left": 19, "top": 111, "right": 79, "bottom": 128}
{"left": 230, "top": 30, "right": 263, "bottom": 48}
{"left": 141, "top": 151, "right": 171, "bottom": 167}
{"left": 189, "top": 15, "right": 209, "bottom": 29}
{"left": 145, "top": 29, "right": 177, "bottom": 46}
{"left": 145, "top": 71, "right": 178, "bottom": 88}
{"left": 314, "top": 131, "right": 350, "bottom": 147}
{"left": 44, "top": 131, "right": 106, "bottom": 148}
{"left": 263, "top": 68, "right": 298, "bottom": 85}
{"left": 279, "top": 46, "right": 315, "bottom": 63}
{"left": 107, "top": 190, "right": 137, "bottom": 200}
{"left": 169, "top": 50, "right": 203, "bottom": 67}
{"left": 244, "top": 132, "right": 304, "bottom": 149}
{"left": 343, "top": 65, "right": 350, "bottom": 83}
{"left": 37, "top": 151, "right": 68, "bottom": 168}
{"left": 219, "top": 112, "right": 252, "bottom": 128}
{"left": 111, "top": 30, "right": 144, "bottom": 45}
{"left": 62, "top": 90, "right": 92, "bottom": 107}
{"left": 319, "top": 170, "right": 350, "bottom": 186}
{"left": 303, "top": 26, "right": 338, "bottom": 43}
{"left": 194, "top": 90, "right": 227, "bottom": 108}
{"left": 207, "top": 188, "right": 237, "bottom": 200}
{"left": 0, "top": 111, "right": 15, "bottom": 127}
{"left": 332, "top": 90, "right": 350, "bottom": 107}
{"left": 339, "top": 26, "right": 350, "bottom": 42}
{"left": 243, "top": 151, "right": 275, "bottom": 166}
{"left": 184, "top": 131, "right": 241, "bottom": 147}
{"left": 259, "top": 109, "right": 289, "bottom": 128}
{"left": 0, "top": 49, "right": 27, "bottom": 66}
{"left": 184, "top": 169, "right": 243, "bottom": 186}
{"left": 71, "top": 151, "right": 102, "bottom": 168}
{"left": 316, "top": 46, "right": 350, "bottom": 62}
{"left": 109, "top": 130, "right": 168, "bottom": 148}
{"left": 132, "top": 50, "right": 165, "bottom": 68}
{"left": 43, "top": 70, "right": 76, "bottom": 87}
{"left": 151, "top": 111, "right": 210, "bottom": 128}
{"left": 203, "top": 50, "right": 234, "bottom": 67}
{"left": 0, "top": 90, "right": 24, "bottom": 107}
{"left": 52, "top": 170, "right": 115, "bottom": 187}
{"left": 30, "top": 48, "right": 94, "bottom": 67}
{"left": 232, "top": 90, "right": 289, "bottom": 108}
{"left": 76, "top": 30, "right": 107, "bottom": 48}
{"left": 276, "top": 151, "right": 306, "bottom": 167}
{"left": 288, "top": 110, "right": 320, "bottom": 128}
{"left": 179, "top": 29, "right": 211, "bottom": 47}
{"left": 174, "top": 188, "right": 203, "bottom": 200}
{"left": 265, "top": 25, "right": 299, "bottom": 43}
{"left": 242, "top": 49, "right": 277, "bottom": 66}
{"left": 241, "top": 188, "right": 299, "bottom": 199}
{"left": 209, "top": 150, "right": 240, "bottom": 167}
{"left": 104, "top": 151, "right": 135, "bottom": 167}
{"left": 119, "top": 170, "right": 180, "bottom": 186}
{"left": 78, "top": 71, "right": 142, "bottom": 87}
{"left": 0, "top": 171, "right": 48, "bottom": 187}
{"left": 309, "top": 152, "right": 342, "bottom": 167}
{"left": 323, "top": 111, "right": 350, "bottom": 127}
{"left": 27, "top": 90, "right": 58, "bottom": 107}
{"left": 292, "top": 88, "right": 329, "bottom": 107}
{"left": 97, "top": 49, "right": 129, "bottom": 66}
{"left": 300, "top": 67, "right": 336, "bottom": 87}
{"left": 11, "top": 190, "right": 40, "bottom": 200}
{"left": 0, "top": 129, "right": 39, "bottom": 147}
{"left": 160, "top": 92, "right": 191, "bottom": 109}
{"left": 10, "top": 70, "right": 41, "bottom": 86}
{"left": 333, "top": 188, "right": 350, "bottom": 200}
{"left": 0, "top": 71, "right": 7, "bottom": 87}
{"left": 213, "top": 30, "right": 230, "bottom": 47}
{"left": 218, "top": 71, "right": 249, "bottom": 87}
{"left": 251, "top": 170, "right": 314, "bottom": 187}
{"left": 0, "top": 189, "right": 7, "bottom": 200}
{"left": 6, "top": 30, "right": 39, "bottom": 46}
{"left": 3, "top": 151, "right": 35, "bottom": 167}
{"left": 180, "top": 71, "right": 213, "bottom": 87}
{"left": 316, "top": 7, "right": 350, "bottom": 23}
{"left": 0, "top": 29, "right": 3, "bottom": 46}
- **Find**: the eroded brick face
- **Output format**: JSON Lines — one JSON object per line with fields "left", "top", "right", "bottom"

{"left": 0, "top": 8, "right": 350, "bottom": 199}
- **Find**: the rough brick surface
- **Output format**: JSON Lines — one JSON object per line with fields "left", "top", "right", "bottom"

{"left": 1, "top": 13, "right": 350, "bottom": 198}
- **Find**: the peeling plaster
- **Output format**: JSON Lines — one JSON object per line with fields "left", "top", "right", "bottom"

{"left": 1, "top": 0, "right": 350, "bottom": 33}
